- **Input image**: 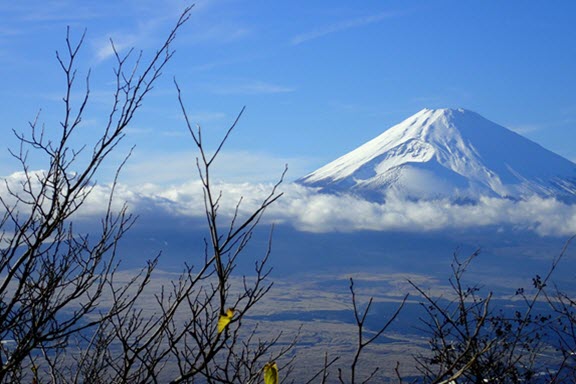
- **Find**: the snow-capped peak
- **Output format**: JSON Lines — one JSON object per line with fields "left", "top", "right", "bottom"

{"left": 298, "top": 108, "right": 576, "bottom": 202}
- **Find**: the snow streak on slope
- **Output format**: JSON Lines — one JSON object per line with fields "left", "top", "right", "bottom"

{"left": 298, "top": 108, "right": 576, "bottom": 202}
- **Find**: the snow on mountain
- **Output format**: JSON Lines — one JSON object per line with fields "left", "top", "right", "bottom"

{"left": 297, "top": 108, "right": 576, "bottom": 202}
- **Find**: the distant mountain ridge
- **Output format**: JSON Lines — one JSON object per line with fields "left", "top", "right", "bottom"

{"left": 298, "top": 108, "right": 576, "bottom": 202}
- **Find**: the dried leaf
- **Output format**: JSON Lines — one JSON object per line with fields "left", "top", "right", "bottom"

{"left": 263, "top": 361, "right": 278, "bottom": 384}
{"left": 217, "top": 307, "right": 235, "bottom": 334}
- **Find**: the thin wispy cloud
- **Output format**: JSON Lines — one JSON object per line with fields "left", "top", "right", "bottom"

{"left": 507, "top": 118, "right": 576, "bottom": 137}
{"left": 292, "top": 11, "right": 398, "bottom": 45}
{"left": 0, "top": 2, "right": 102, "bottom": 53}
{"left": 90, "top": 1, "right": 191, "bottom": 62}
{"left": 0, "top": 26, "right": 25, "bottom": 38}
{"left": 184, "top": 24, "right": 251, "bottom": 45}
{"left": 93, "top": 34, "right": 138, "bottom": 62}
{"left": 208, "top": 80, "right": 295, "bottom": 95}
{"left": 186, "top": 53, "right": 267, "bottom": 72}
{"left": 90, "top": 1, "right": 249, "bottom": 63}
{"left": 91, "top": 12, "right": 174, "bottom": 62}
{"left": 2, "top": 2, "right": 100, "bottom": 23}
{"left": 507, "top": 124, "right": 543, "bottom": 135}
{"left": 120, "top": 150, "right": 301, "bottom": 185}
{"left": 187, "top": 111, "right": 229, "bottom": 123}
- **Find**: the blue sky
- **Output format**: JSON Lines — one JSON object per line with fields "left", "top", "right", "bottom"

{"left": 1, "top": 0, "right": 576, "bottom": 185}
{"left": 2, "top": 1, "right": 576, "bottom": 235}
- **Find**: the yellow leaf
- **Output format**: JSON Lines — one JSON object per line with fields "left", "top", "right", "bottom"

{"left": 263, "top": 362, "right": 278, "bottom": 384}
{"left": 217, "top": 307, "right": 235, "bottom": 334}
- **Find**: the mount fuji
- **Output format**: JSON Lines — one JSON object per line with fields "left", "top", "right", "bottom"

{"left": 298, "top": 108, "right": 576, "bottom": 202}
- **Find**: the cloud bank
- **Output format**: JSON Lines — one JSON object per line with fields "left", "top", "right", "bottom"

{"left": 3, "top": 172, "right": 572, "bottom": 237}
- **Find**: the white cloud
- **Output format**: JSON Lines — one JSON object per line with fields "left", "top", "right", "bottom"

{"left": 3, "top": 172, "right": 576, "bottom": 237}
{"left": 0, "top": 171, "right": 136, "bottom": 219}
{"left": 264, "top": 186, "right": 576, "bottom": 236}
{"left": 108, "top": 183, "right": 576, "bottom": 237}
